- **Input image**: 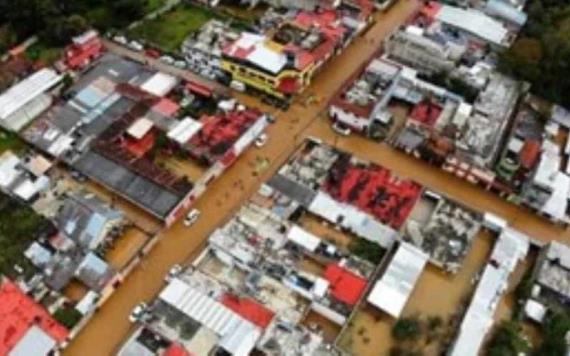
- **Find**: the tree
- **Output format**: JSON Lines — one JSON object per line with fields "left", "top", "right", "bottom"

{"left": 487, "top": 320, "right": 530, "bottom": 356}
{"left": 348, "top": 238, "right": 384, "bottom": 264}
{"left": 392, "top": 317, "right": 422, "bottom": 342}
{"left": 535, "top": 312, "right": 570, "bottom": 356}
{"left": 111, "top": 0, "right": 145, "bottom": 22}
{"left": 54, "top": 306, "right": 82, "bottom": 329}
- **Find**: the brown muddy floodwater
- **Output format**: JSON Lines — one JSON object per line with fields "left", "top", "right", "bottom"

{"left": 338, "top": 230, "right": 494, "bottom": 356}
{"left": 64, "top": 2, "right": 422, "bottom": 355}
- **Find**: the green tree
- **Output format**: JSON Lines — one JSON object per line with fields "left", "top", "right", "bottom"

{"left": 392, "top": 317, "right": 422, "bottom": 342}
{"left": 535, "top": 312, "right": 570, "bottom": 356}
{"left": 53, "top": 306, "right": 82, "bottom": 329}
{"left": 487, "top": 320, "right": 530, "bottom": 356}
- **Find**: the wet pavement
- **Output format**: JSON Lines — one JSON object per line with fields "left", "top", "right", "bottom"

{"left": 63, "top": 0, "right": 566, "bottom": 354}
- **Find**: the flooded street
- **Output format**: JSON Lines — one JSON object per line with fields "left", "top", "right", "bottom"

{"left": 338, "top": 230, "right": 494, "bottom": 355}
{"left": 308, "top": 120, "right": 570, "bottom": 246}
{"left": 64, "top": 0, "right": 567, "bottom": 353}
{"left": 64, "top": 2, "right": 422, "bottom": 354}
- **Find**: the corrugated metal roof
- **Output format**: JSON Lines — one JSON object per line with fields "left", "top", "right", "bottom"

{"left": 437, "top": 5, "right": 509, "bottom": 46}
{"left": 0, "top": 69, "right": 62, "bottom": 120}
{"left": 367, "top": 242, "right": 428, "bottom": 317}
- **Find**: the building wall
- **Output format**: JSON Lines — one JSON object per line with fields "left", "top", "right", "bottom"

{"left": 221, "top": 59, "right": 315, "bottom": 98}
{"left": 385, "top": 32, "right": 455, "bottom": 75}
{"left": 329, "top": 106, "right": 370, "bottom": 132}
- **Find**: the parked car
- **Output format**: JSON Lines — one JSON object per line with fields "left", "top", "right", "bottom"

{"left": 230, "top": 80, "right": 246, "bottom": 92}
{"left": 160, "top": 56, "right": 175, "bottom": 65}
{"left": 165, "top": 264, "right": 182, "bottom": 282}
{"left": 113, "top": 35, "right": 128, "bottom": 45}
{"left": 174, "top": 60, "right": 187, "bottom": 69}
{"left": 129, "top": 302, "right": 148, "bottom": 323}
{"left": 184, "top": 209, "right": 201, "bottom": 227}
{"left": 70, "top": 170, "right": 87, "bottom": 182}
{"left": 145, "top": 49, "right": 161, "bottom": 59}
{"left": 128, "top": 41, "right": 144, "bottom": 51}
{"left": 255, "top": 133, "right": 268, "bottom": 148}
{"left": 332, "top": 122, "right": 351, "bottom": 136}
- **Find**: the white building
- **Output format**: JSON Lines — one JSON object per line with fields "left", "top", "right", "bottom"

{"left": 449, "top": 227, "right": 529, "bottom": 356}
{"left": 367, "top": 242, "right": 428, "bottom": 318}
{"left": 0, "top": 69, "right": 62, "bottom": 132}
{"left": 384, "top": 27, "right": 458, "bottom": 75}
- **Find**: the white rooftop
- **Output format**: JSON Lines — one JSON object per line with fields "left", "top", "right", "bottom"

{"left": 437, "top": 5, "right": 509, "bottom": 46}
{"left": 0, "top": 151, "right": 20, "bottom": 189}
{"left": 309, "top": 191, "right": 397, "bottom": 249}
{"left": 140, "top": 72, "right": 178, "bottom": 97}
{"left": 367, "top": 242, "right": 428, "bottom": 318}
{"left": 450, "top": 227, "right": 528, "bottom": 356}
{"left": 287, "top": 225, "right": 321, "bottom": 252}
{"left": 127, "top": 117, "right": 154, "bottom": 139}
{"left": 226, "top": 33, "right": 287, "bottom": 74}
{"left": 9, "top": 326, "right": 56, "bottom": 356}
{"left": 0, "top": 68, "right": 62, "bottom": 121}
{"left": 167, "top": 117, "right": 203, "bottom": 145}
{"left": 159, "top": 278, "right": 261, "bottom": 356}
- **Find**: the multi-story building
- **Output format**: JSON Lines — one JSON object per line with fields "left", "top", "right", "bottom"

{"left": 384, "top": 27, "right": 457, "bottom": 76}
{"left": 221, "top": 12, "right": 348, "bottom": 99}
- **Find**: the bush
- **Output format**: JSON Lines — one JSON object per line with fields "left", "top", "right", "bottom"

{"left": 534, "top": 311, "right": 570, "bottom": 356}
{"left": 392, "top": 317, "right": 422, "bottom": 342}
{"left": 487, "top": 320, "right": 530, "bottom": 356}
{"left": 54, "top": 306, "right": 82, "bottom": 329}
{"left": 348, "top": 238, "right": 384, "bottom": 264}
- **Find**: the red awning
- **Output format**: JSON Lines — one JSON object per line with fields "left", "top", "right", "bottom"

{"left": 186, "top": 81, "right": 213, "bottom": 98}
{"left": 221, "top": 293, "right": 275, "bottom": 329}
{"left": 323, "top": 264, "right": 367, "bottom": 306}
{"left": 277, "top": 77, "right": 300, "bottom": 95}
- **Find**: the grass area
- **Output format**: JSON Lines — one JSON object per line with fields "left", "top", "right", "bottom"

{"left": 25, "top": 42, "right": 63, "bottom": 65}
{"left": 0, "top": 193, "right": 55, "bottom": 278}
{"left": 129, "top": 3, "right": 219, "bottom": 52}
{"left": 0, "top": 130, "right": 25, "bottom": 154}
{"left": 86, "top": 0, "right": 167, "bottom": 30}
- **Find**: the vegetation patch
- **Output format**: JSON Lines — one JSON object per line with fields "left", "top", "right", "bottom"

{"left": 0, "top": 193, "right": 55, "bottom": 278}
{"left": 129, "top": 4, "right": 219, "bottom": 52}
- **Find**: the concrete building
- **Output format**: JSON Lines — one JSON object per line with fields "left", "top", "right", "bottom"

{"left": 221, "top": 15, "right": 348, "bottom": 99}
{"left": 329, "top": 58, "right": 401, "bottom": 139}
{"left": 384, "top": 27, "right": 457, "bottom": 76}
{"left": 367, "top": 242, "right": 428, "bottom": 318}
{"left": 532, "top": 241, "right": 570, "bottom": 305}
{"left": 0, "top": 68, "right": 62, "bottom": 132}
{"left": 449, "top": 227, "right": 529, "bottom": 356}
{"left": 245, "top": 0, "right": 340, "bottom": 11}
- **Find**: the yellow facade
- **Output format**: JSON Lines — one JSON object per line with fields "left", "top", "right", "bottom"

{"left": 221, "top": 53, "right": 317, "bottom": 98}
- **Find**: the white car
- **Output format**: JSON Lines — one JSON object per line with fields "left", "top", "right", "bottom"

{"left": 332, "top": 122, "right": 351, "bottom": 136}
{"left": 165, "top": 264, "right": 182, "bottom": 282}
{"left": 230, "top": 80, "right": 246, "bottom": 92}
{"left": 255, "top": 133, "right": 268, "bottom": 148}
{"left": 174, "top": 60, "right": 187, "bottom": 69}
{"left": 113, "top": 35, "right": 128, "bottom": 45}
{"left": 184, "top": 209, "right": 200, "bottom": 227}
{"left": 160, "top": 55, "right": 175, "bottom": 65}
{"left": 129, "top": 302, "right": 148, "bottom": 323}
{"left": 129, "top": 41, "right": 144, "bottom": 51}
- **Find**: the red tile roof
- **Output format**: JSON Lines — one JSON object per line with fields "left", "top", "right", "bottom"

{"left": 324, "top": 162, "right": 423, "bottom": 229}
{"left": 0, "top": 279, "right": 68, "bottom": 355}
{"left": 323, "top": 264, "right": 367, "bottom": 306}
{"left": 186, "top": 81, "right": 213, "bottom": 98}
{"left": 519, "top": 140, "right": 541, "bottom": 170}
{"left": 221, "top": 293, "right": 275, "bottom": 329}
{"left": 277, "top": 77, "right": 301, "bottom": 95}
{"left": 153, "top": 98, "right": 180, "bottom": 117}
{"left": 163, "top": 343, "right": 191, "bottom": 356}
{"left": 409, "top": 101, "right": 443, "bottom": 127}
